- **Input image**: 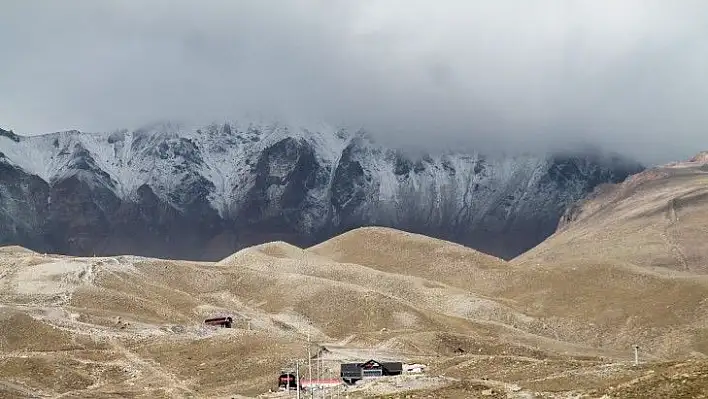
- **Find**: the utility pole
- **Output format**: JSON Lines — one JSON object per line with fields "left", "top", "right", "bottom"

{"left": 296, "top": 361, "right": 301, "bottom": 399}
{"left": 317, "top": 356, "right": 323, "bottom": 397}
{"left": 308, "top": 333, "right": 313, "bottom": 398}
{"left": 633, "top": 345, "right": 640, "bottom": 366}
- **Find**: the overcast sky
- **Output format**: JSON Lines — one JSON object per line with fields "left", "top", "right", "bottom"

{"left": 1, "top": 1, "right": 706, "bottom": 164}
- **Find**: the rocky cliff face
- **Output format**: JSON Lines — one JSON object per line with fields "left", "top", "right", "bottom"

{"left": 0, "top": 122, "right": 643, "bottom": 259}
{"left": 0, "top": 152, "right": 50, "bottom": 251}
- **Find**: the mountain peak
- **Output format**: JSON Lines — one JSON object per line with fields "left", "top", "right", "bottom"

{"left": 0, "top": 127, "right": 20, "bottom": 142}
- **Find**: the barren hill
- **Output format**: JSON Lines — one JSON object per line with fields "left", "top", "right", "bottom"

{"left": 516, "top": 153, "right": 708, "bottom": 273}
{"left": 503, "top": 153, "right": 708, "bottom": 359}
{"left": 309, "top": 226, "right": 509, "bottom": 294}
{"left": 0, "top": 241, "right": 577, "bottom": 398}
{"left": 2, "top": 153, "right": 708, "bottom": 397}
{"left": 311, "top": 224, "right": 708, "bottom": 360}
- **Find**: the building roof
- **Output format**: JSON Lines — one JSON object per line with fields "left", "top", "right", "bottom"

{"left": 361, "top": 359, "right": 382, "bottom": 369}
{"left": 340, "top": 363, "right": 361, "bottom": 378}
{"left": 381, "top": 362, "right": 403, "bottom": 373}
{"left": 340, "top": 359, "right": 403, "bottom": 374}
{"left": 341, "top": 363, "right": 360, "bottom": 372}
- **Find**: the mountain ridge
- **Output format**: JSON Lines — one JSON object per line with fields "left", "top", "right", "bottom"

{"left": 0, "top": 121, "right": 643, "bottom": 260}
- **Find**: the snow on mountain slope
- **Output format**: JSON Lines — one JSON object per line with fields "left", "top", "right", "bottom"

{"left": 0, "top": 123, "right": 644, "bottom": 260}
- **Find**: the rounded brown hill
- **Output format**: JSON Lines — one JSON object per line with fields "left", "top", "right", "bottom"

{"left": 216, "top": 241, "right": 531, "bottom": 339}
{"left": 308, "top": 226, "right": 509, "bottom": 294}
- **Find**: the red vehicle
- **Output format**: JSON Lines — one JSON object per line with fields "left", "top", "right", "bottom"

{"left": 278, "top": 373, "right": 300, "bottom": 390}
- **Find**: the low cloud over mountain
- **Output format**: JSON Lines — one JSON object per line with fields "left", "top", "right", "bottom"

{"left": 1, "top": 1, "right": 706, "bottom": 164}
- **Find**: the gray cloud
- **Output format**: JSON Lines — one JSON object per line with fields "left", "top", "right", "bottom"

{"left": 1, "top": 0, "right": 706, "bottom": 164}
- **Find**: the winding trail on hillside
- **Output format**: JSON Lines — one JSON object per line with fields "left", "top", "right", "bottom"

{"left": 662, "top": 198, "right": 689, "bottom": 271}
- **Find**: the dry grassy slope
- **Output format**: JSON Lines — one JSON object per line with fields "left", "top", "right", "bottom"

{"left": 496, "top": 261, "right": 708, "bottom": 358}
{"left": 217, "top": 242, "right": 622, "bottom": 359}
{"left": 367, "top": 360, "right": 708, "bottom": 399}
{"left": 1, "top": 239, "right": 580, "bottom": 398}
{"left": 516, "top": 158, "right": 708, "bottom": 273}
{"left": 218, "top": 242, "right": 533, "bottom": 335}
{"left": 307, "top": 223, "right": 708, "bottom": 359}
{"left": 0, "top": 249, "right": 308, "bottom": 397}
{"left": 308, "top": 226, "right": 510, "bottom": 296}
{"left": 505, "top": 155, "right": 708, "bottom": 358}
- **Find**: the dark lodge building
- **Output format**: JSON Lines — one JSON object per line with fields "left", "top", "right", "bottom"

{"left": 203, "top": 316, "right": 233, "bottom": 328}
{"left": 340, "top": 359, "right": 403, "bottom": 384}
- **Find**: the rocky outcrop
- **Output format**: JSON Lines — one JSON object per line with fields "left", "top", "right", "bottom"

{"left": 0, "top": 155, "right": 50, "bottom": 250}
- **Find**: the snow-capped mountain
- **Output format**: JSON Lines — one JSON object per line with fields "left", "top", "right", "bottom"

{"left": 0, "top": 122, "right": 643, "bottom": 260}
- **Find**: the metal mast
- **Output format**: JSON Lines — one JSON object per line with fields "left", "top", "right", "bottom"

{"left": 296, "top": 361, "right": 301, "bottom": 399}
{"left": 308, "top": 333, "right": 313, "bottom": 398}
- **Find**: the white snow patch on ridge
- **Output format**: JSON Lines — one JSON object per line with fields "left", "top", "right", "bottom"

{"left": 0, "top": 121, "right": 354, "bottom": 213}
